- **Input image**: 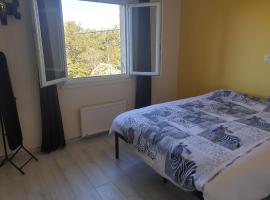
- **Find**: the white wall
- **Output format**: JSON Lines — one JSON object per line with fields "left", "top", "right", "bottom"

{"left": 0, "top": 0, "right": 180, "bottom": 151}
{"left": 58, "top": 78, "right": 136, "bottom": 140}
{"left": 0, "top": 0, "right": 42, "bottom": 151}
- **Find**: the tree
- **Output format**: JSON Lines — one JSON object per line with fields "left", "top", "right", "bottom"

{"left": 64, "top": 21, "right": 121, "bottom": 78}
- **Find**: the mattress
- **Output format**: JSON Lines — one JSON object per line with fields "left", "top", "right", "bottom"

{"left": 110, "top": 89, "right": 270, "bottom": 200}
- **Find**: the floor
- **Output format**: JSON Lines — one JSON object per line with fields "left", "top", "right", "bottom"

{"left": 0, "top": 134, "right": 201, "bottom": 200}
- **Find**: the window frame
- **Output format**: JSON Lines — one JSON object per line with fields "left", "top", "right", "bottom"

{"left": 31, "top": 0, "right": 162, "bottom": 87}
{"left": 31, "top": 0, "right": 68, "bottom": 88}
{"left": 119, "top": 5, "right": 128, "bottom": 75}
{"left": 127, "top": 2, "right": 162, "bottom": 76}
{"left": 62, "top": 1, "right": 127, "bottom": 80}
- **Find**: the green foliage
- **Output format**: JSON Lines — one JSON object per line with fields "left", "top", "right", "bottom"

{"left": 64, "top": 21, "right": 121, "bottom": 78}
{"left": 91, "top": 64, "right": 121, "bottom": 76}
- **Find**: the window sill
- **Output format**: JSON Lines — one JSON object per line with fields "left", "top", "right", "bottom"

{"left": 60, "top": 74, "right": 135, "bottom": 89}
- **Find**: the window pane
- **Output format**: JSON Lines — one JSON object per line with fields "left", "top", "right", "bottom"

{"left": 61, "top": 0, "right": 122, "bottom": 79}
{"left": 37, "top": 0, "right": 66, "bottom": 82}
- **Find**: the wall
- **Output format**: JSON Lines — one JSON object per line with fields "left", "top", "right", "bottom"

{"left": 152, "top": 0, "right": 180, "bottom": 104}
{"left": 179, "top": 0, "right": 270, "bottom": 99}
{"left": 0, "top": 0, "right": 180, "bottom": 150}
{"left": 58, "top": 0, "right": 181, "bottom": 140}
{"left": 0, "top": 1, "right": 42, "bottom": 152}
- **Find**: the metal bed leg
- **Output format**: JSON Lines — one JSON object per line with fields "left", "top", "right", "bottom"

{"left": 115, "top": 133, "right": 119, "bottom": 160}
{"left": 113, "top": 131, "right": 204, "bottom": 200}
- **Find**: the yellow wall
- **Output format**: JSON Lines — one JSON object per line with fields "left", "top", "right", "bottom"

{"left": 179, "top": 0, "right": 270, "bottom": 99}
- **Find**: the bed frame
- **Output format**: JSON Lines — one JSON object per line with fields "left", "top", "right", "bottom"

{"left": 114, "top": 132, "right": 204, "bottom": 200}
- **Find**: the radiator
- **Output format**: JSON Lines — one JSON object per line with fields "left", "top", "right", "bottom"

{"left": 80, "top": 101, "right": 126, "bottom": 137}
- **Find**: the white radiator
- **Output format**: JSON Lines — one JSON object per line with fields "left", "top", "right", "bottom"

{"left": 80, "top": 101, "right": 126, "bottom": 137}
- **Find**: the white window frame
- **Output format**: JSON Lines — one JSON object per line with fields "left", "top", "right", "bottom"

{"left": 31, "top": 0, "right": 68, "bottom": 88}
{"left": 127, "top": 2, "right": 161, "bottom": 76}
{"left": 120, "top": 5, "right": 128, "bottom": 75}
{"left": 31, "top": 0, "right": 162, "bottom": 87}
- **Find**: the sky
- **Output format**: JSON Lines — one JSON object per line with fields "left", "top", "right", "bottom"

{"left": 61, "top": 0, "right": 120, "bottom": 30}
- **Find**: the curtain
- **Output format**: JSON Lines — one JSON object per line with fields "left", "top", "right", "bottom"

{"left": 40, "top": 85, "right": 65, "bottom": 153}
{"left": 0, "top": 52, "right": 22, "bottom": 150}
{"left": 37, "top": 0, "right": 65, "bottom": 153}
{"left": 135, "top": 0, "right": 152, "bottom": 109}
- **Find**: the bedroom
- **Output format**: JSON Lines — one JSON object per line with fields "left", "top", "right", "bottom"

{"left": 0, "top": 0, "right": 269, "bottom": 200}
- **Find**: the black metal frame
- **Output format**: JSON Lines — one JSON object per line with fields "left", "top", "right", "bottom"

{"left": 0, "top": 116, "right": 38, "bottom": 175}
{"left": 114, "top": 132, "right": 204, "bottom": 200}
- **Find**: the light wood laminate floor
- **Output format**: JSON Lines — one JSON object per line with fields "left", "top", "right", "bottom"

{"left": 0, "top": 134, "right": 269, "bottom": 200}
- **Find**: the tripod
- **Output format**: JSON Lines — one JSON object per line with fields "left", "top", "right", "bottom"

{"left": 0, "top": 114, "right": 38, "bottom": 175}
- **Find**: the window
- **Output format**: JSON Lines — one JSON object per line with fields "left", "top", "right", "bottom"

{"left": 32, "top": 0, "right": 67, "bottom": 87}
{"left": 128, "top": 2, "right": 161, "bottom": 76}
{"left": 61, "top": 1, "right": 125, "bottom": 79}
{"left": 31, "top": 0, "right": 161, "bottom": 87}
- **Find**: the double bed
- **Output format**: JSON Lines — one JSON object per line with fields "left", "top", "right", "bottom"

{"left": 109, "top": 90, "right": 270, "bottom": 200}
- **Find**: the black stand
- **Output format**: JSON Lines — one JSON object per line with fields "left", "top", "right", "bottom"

{"left": 0, "top": 115, "right": 38, "bottom": 175}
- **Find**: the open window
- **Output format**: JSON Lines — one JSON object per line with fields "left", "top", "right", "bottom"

{"left": 31, "top": 0, "right": 162, "bottom": 88}
{"left": 128, "top": 2, "right": 161, "bottom": 76}
{"left": 31, "top": 0, "right": 67, "bottom": 87}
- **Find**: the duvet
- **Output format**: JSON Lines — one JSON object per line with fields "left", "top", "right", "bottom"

{"left": 110, "top": 90, "right": 270, "bottom": 199}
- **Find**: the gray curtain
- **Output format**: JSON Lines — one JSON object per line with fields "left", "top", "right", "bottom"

{"left": 37, "top": 0, "right": 65, "bottom": 153}
{"left": 135, "top": 0, "right": 152, "bottom": 109}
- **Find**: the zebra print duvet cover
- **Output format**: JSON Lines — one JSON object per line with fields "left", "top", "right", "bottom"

{"left": 110, "top": 90, "right": 270, "bottom": 192}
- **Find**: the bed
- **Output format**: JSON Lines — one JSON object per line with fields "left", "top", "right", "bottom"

{"left": 109, "top": 90, "right": 270, "bottom": 200}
